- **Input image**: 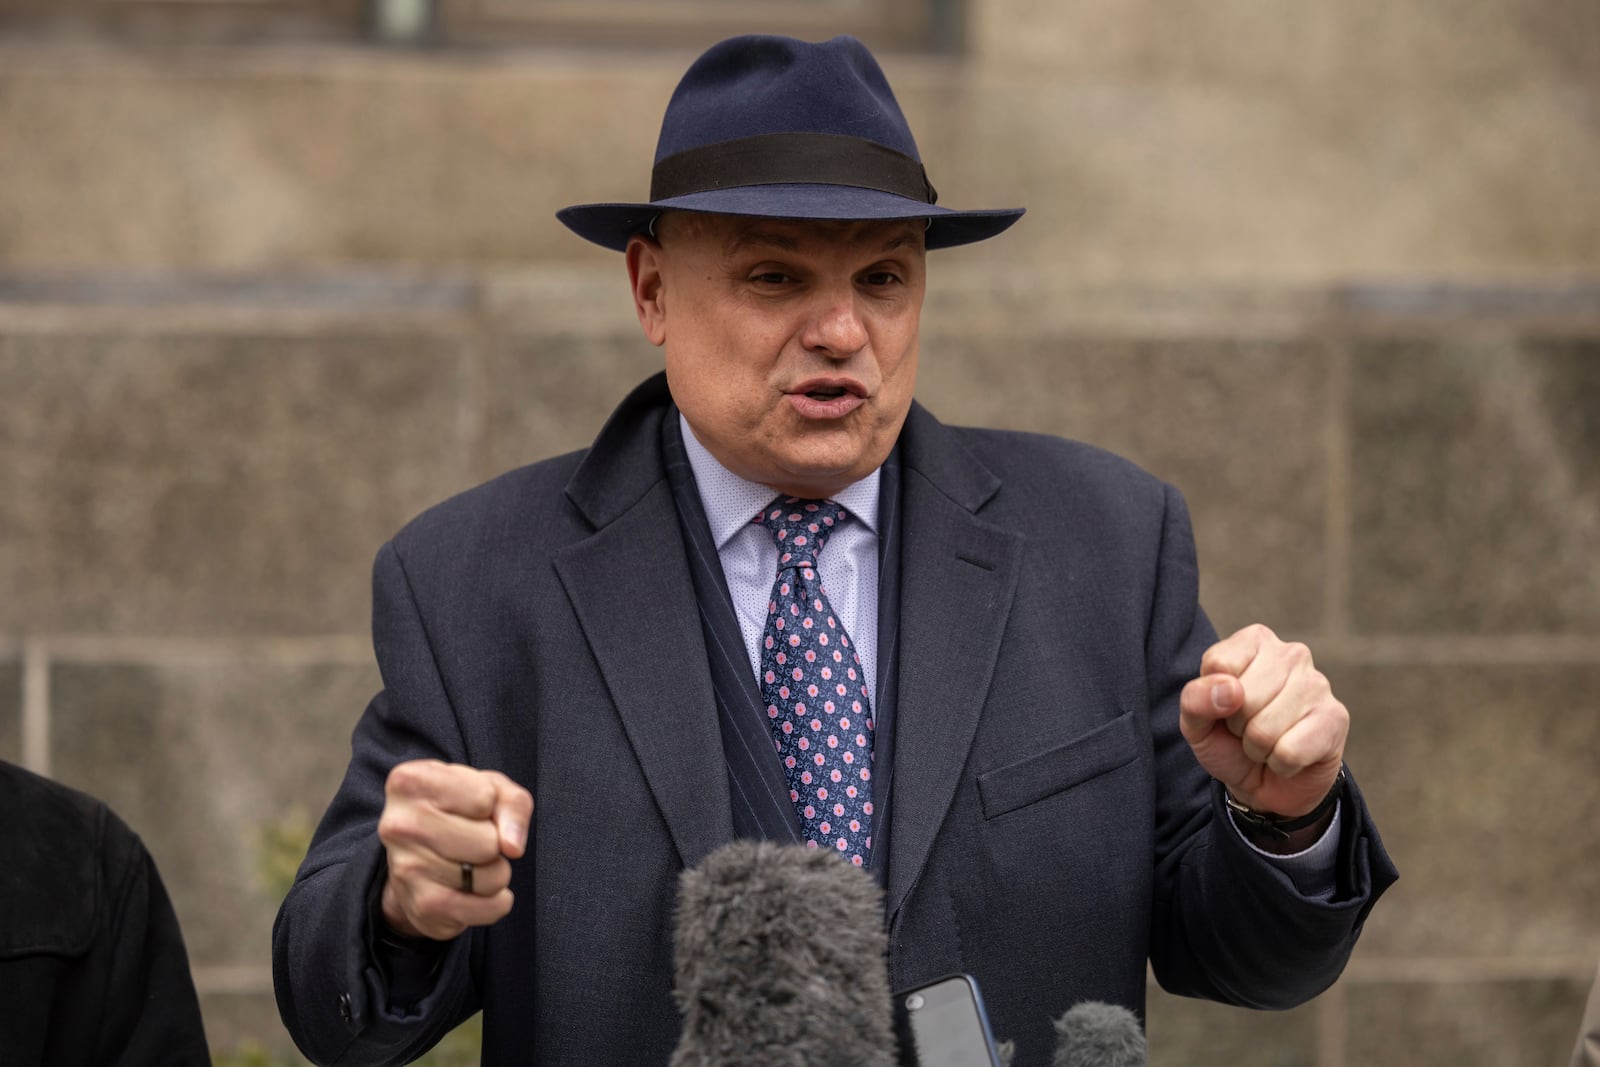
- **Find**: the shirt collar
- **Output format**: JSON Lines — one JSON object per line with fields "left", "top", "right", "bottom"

{"left": 678, "top": 413, "right": 881, "bottom": 549}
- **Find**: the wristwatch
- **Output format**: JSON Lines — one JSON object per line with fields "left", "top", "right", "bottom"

{"left": 1223, "top": 766, "right": 1345, "bottom": 843}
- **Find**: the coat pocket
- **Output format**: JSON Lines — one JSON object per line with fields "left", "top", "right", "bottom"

{"left": 977, "top": 712, "right": 1141, "bottom": 820}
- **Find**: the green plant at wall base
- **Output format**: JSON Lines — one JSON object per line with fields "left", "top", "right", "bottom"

{"left": 212, "top": 813, "right": 485, "bottom": 1066}
{"left": 257, "top": 807, "right": 318, "bottom": 902}
{"left": 415, "top": 1018, "right": 484, "bottom": 1066}
{"left": 213, "top": 1017, "right": 482, "bottom": 1067}
{"left": 212, "top": 1038, "right": 297, "bottom": 1067}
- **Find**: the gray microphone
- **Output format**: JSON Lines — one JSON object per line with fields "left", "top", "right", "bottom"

{"left": 670, "top": 841, "right": 898, "bottom": 1067}
{"left": 1052, "top": 1002, "right": 1147, "bottom": 1067}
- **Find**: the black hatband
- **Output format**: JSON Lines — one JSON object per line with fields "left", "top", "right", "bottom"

{"left": 650, "top": 132, "right": 937, "bottom": 205}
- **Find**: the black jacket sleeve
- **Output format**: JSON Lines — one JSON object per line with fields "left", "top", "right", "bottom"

{"left": 272, "top": 542, "right": 479, "bottom": 1065}
{"left": 1144, "top": 484, "right": 1398, "bottom": 1007}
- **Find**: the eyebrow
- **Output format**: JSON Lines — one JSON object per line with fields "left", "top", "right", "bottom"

{"left": 724, "top": 225, "right": 924, "bottom": 258}
{"left": 876, "top": 229, "right": 922, "bottom": 253}
{"left": 725, "top": 230, "right": 801, "bottom": 256}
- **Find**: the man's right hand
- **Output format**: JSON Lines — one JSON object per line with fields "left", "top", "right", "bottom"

{"left": 377, "top": 759, "right": 533, "bottom": 941}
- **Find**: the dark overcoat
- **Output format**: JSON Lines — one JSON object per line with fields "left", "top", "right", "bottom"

{"left": 274, "top": 373, "right": 1396, "bottom": 1066}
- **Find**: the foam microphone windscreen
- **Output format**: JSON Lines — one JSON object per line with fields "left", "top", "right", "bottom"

{"left": 670, "top": 840, "right": 898, "bottom": 1067}
{"left": 1052, "top": 1001, "right": 1147, "bottom": 1067}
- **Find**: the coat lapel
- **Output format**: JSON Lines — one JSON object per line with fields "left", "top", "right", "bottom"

{"left": 885, "top": 405, "right": 1022, "bottom": 920}
{"left": 551, "top": 375, "right": 734, "bottom": 871}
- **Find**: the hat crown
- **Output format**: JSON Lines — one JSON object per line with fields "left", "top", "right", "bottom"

{"left": 554, "top": 33, "right": 1023, "bottom": 252}
{"left": 654, "top": 35, "right": 921, "bottom": 165}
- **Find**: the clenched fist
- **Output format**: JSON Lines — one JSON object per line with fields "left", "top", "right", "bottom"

{"left": 377, "top": 760, "right": 534, "bottom": 941}
{"left": 1179, "top": 624, "right": 1347, "bottom": 835}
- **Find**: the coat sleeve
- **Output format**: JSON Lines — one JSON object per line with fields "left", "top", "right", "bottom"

{"left": 1144, "top": 483, "right": 1399, "bottom": 1008}
{"left": 99, "top": 816, "right": 213, "bottom": 1067}
{"left": 272, "top": 540, "right": 481, "bottom": 1066}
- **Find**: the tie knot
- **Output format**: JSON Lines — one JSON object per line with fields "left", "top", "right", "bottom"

{"left": 756, "top": 498, "right": 847, "bottom": 570}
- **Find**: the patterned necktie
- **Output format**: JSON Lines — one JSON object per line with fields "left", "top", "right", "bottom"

{"left": 756, "top": 497, "right": 875, "bottom": 866}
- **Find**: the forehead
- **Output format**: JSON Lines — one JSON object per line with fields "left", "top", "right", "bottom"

{"left": 663, "top": 213, "right": 926, "bottom": 258}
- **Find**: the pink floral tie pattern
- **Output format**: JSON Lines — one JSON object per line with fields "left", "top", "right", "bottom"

{"left": 756, "top": 498, "right": 875, "bottom": 866}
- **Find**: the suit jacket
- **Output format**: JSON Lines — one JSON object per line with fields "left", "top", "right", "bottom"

{"left": 0, "top": 760, "right": 211, "bottom": 1066}
{"left": 273, "top": 373, "right": 1396, "bottom": 1066}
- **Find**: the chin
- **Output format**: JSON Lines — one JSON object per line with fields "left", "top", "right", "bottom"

{"left": 769, "top": 457, "right": 866, "bottom": 498}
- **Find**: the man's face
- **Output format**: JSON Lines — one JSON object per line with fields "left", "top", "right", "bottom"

{"left": 627, "top": 213, "right": 926, "bottom": 499}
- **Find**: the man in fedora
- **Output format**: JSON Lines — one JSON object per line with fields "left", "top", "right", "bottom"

{"left": 274, "top": 34, "right": 1396, "bottom": 1066}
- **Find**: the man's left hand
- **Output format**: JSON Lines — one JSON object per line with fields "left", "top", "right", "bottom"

{"left": 1179, "top": 623, "right": 1346, "bottom": 819}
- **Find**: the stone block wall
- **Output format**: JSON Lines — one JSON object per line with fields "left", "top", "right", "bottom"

{"left": 1, "top": 5, "right": 1597, "bottom": 1064}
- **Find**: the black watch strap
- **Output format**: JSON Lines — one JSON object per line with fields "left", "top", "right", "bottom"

{"left": 1223, "top": 766, "right": 1345, "bottom": 843}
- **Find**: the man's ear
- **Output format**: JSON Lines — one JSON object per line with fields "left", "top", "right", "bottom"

{"left": 626, "top": 234, "right": 668, "bottom": 347}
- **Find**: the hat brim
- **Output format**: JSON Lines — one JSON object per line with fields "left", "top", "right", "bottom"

{"left": 557, "top": 183, "right": 1024, "bottom": 252}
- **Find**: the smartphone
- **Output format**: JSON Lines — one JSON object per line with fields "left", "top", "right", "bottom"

{"left": 892, "top": 973, "right": 1004, "bottom": 1067}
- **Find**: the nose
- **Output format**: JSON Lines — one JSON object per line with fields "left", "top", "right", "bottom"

{"left": 798, "top": 286, "right": 868, "bottom": 359}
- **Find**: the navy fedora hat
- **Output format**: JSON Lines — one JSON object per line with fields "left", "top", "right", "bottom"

{"left": 557, "top": 34, "right": 1024, "bottom": 251}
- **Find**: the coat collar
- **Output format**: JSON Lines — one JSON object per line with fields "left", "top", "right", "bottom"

{"left": 562, "top": 373, "right": 677, "bottom": 530}
{"left": 897, "top": 400, "right": 1003, "bottom": 514}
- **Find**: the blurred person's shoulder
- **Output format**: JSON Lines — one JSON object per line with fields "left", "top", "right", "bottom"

{"left": 0, "top": 759, "right": 133, "bottom": 958}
